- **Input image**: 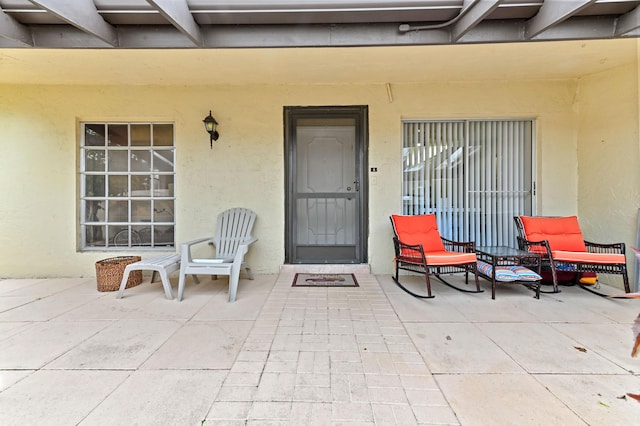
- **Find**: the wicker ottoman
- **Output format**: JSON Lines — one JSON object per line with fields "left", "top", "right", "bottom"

{"left": 96, "top": 256, "right": 142, "bottom": 292}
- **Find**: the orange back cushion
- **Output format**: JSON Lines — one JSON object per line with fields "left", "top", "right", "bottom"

{"left": 519, "top": 216, "right": 587, "bottom": 252}
{"left": 391, "top": 214, "right": 445, "bottom": 252}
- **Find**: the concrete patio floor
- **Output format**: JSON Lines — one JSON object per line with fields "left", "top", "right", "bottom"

{"left": 0, "top": 270, "right": 639, "bottom": 425}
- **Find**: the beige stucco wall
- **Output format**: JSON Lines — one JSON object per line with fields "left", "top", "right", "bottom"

{"left": 1, "top": 77, "right": 594, "bottom": 279}
{"left": 369, "top": 80, "right": 583, "bottom": 272}
{"left": 576, "top": 62, "right": 640, "bottom": 289}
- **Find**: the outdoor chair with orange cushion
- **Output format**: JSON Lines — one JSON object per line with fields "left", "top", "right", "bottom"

{"left": 514, "top": 215, "right": 630, "bottom": 296}
{"left": 390, "top": 214, "right": 481, "bottom": 298}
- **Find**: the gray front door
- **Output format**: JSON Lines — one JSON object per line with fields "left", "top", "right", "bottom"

{"left": 285, "top": 106, "right": 368, "bottom": 264}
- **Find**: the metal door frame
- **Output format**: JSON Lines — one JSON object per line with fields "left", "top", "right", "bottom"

{"left": 284, "top": 105, "right": 368, "bottom": 264}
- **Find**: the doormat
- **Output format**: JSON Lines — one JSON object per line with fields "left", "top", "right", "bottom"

{"left": 292, "top": 273, "right": 359, "bottom": 287}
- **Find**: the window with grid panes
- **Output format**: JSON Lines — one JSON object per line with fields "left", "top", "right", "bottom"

{"left": 80, "top": 122, "right": 175, "bottom": 250}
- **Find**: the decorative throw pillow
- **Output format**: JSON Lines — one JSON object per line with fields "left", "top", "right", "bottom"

{"left": 476, "top": 260, "right": 493, "bottom": 276}
{"left": 495, "top": 268, "right": 520, "bottom": 282}
{"left": 510, "top": 265, "right": 542, "bottom": 282}
{"left": 477, "top": 261, "right": 519, "bottom": 282}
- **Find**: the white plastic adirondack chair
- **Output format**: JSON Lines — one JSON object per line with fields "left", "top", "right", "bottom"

{"left": 178, "top": 208, "right": 257, "bottom": 302}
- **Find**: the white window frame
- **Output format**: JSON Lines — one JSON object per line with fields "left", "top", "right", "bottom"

{"left": 402, "top": 119, "right": 536, "bottom": 247}
{"left": 79, "top": 122, "right": 176, "bottom": 251}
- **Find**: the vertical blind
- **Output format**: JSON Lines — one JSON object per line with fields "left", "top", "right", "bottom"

{"left": 402, "top": 120, "right": 534, "bottom": 247}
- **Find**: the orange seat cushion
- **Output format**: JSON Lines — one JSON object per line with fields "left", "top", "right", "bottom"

{"left": 396, "top": 252, "right": 477, "bottom": 266}
{"left": 424, "top": 251, "right": 477, "bottom": 266}
{"left": 552, "top": 250, "right": 626, "bottom": 265}
{"left": 519, "top": 216, "right": 587, "bottom": 252}
{"left": 391, "top": 214, "right": 446, "bottom": 253}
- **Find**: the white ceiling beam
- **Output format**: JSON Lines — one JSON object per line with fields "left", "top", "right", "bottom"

{"left": 525, "top": 0, "right": 597, "bottom": 40}
{"left": 615, "top": 5, "right": 640, "bottom": 36}
{"left": 451, "top": 0, "right": 504, "bottom": 42}
{"left": 146, "top": 0, "right": 203, "bottom": 47}
{"left": 28, "top": 0, "right": 118, "bottom": 46}
{"left": 0, "top": 7, "right": 32, "bottom": 46}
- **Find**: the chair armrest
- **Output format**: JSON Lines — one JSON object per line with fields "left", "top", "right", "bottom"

{"left": 241, "top": 236, "right": 258, "bottom": 246}
{"left": 182, "top": 236, "right": 214, "bottom": 248}
{"left": 232, "top": 238, "right": 257, "bottom": 264}
{"left": 180, "top": 237, "right": 214, "bottom": 263}
{"left": 392, "top": 237, "right": 426, "bottom": 262}
{"left": 514, "top": 216, "right": 550, "bottom": 257}
{"left": 208, "top": 236, "right": 257, "bottom": 249}
{"left": 516, "top": 236, "right": 552, "bottom": 258}
{"left": 232, "top": 243, "right": 250, "bottom": 265}
{"left": 441, "top": 237, "right": 475, "bottom": 253}
{"left": 584, "top": 240, "right": 625, "bottom": 254}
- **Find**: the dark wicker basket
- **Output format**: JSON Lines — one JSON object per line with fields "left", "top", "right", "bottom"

{"left": 96, "top": 256, "right": 142, "bottom": 292}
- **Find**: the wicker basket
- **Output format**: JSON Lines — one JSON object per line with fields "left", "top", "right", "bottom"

{"left": 96, "top": 256, "right": 142, "bottom": 292}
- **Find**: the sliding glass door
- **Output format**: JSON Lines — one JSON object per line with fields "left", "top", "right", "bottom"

{"left": 402, "top": 119, "right": 535, "bottom": 247}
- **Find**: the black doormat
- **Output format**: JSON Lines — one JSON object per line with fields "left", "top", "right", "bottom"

{"left": 292, "top": 273, "right": 359, "bottom": 287}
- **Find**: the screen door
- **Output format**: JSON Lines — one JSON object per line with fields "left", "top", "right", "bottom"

{"left": 285, "top": 106, "right": 368, "bottom": 264}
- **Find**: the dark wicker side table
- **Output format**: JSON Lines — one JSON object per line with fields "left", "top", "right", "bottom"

{"left": 475, "top": 246, "right": 542, "bottom": 299}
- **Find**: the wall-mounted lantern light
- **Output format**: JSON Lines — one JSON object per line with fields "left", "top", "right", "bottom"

{"left": 203, "top": 110, "right": 219, "bottom": 148}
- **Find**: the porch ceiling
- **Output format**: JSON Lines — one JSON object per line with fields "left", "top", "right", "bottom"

{"left": 0, "top": 1, "right": 639, "bottom": 49}
{"left": 1, "top": 1, "right": 638, "bottom": 86}
{"left": 0, "top": 39, "right": 637, "bottom": 86}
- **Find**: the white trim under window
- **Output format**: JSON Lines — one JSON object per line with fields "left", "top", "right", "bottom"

{"left": 402, "top": 119, "right": 535, "bottom": 247}
{"left": 80, "top": 122, "right": 176, "bottom": 250}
